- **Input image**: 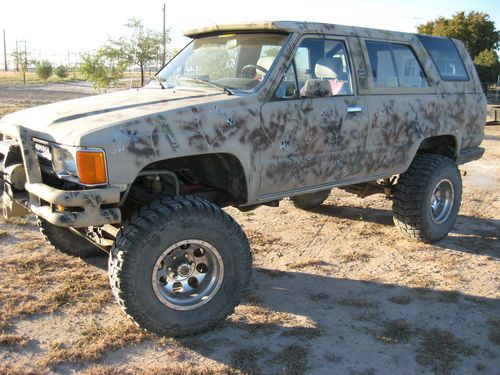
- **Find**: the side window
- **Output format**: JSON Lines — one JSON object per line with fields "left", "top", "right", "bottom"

{"left": 417, "top": 35, "right": 469, "bottom": 81}
{"left": 275, "top": 38, "right": 354, "bottom": 99}
{"left": 366, "top": 41, "right": 429, "bottom": 88}
{"left": 366, "top": 42, "right": 398, "bottom": 87}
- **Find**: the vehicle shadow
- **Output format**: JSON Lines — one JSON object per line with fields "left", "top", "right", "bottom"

{"left": 312, "top": 204, "right": 499, "bottom": 259}
{"left": 175, "top": 267, "right": 499, "bottom": 374}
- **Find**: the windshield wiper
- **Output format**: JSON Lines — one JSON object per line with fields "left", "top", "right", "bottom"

{"left": 149, "top": 76, "right": 166, "bottom": 89}
{"left": 179, "top": 77, "right": 233, "bottom": 95}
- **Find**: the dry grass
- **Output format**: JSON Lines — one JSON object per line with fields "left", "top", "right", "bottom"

{"left": 281, "top": 326, "right": 322, "bottom": 340}
{"left": 309, "top": 292, "right": 330, "bottom": 301}
{"left": 0, "top": 364, "right": 44, "bottom": 375}
{"left": 324, "top": 352, "right": 343, "bottom": 363}
{"left": 5, "top": 216, "right": 30, "bottom": 226}
{"left": 272, "top": 345, "right": 308, "bottom": 375}
{"left": 40, "top": 322, "right": 150, "bottom": 367}
{"left": 228, "top": 304, "right": 318, "bottom": 336}
{"left": 388, "top": 296, "right": 412, "bottom": 305}
{"left": 288, "top": 259, "right": 329, "bottom": 270}
{"left": 230, "top": 347, "right": 262, "bottom": 374}
{"left": 416, "top": 328, "right": 476, "bottom": 374}
{"left": 487, "top": 318, "right": 500, "bottom": 345}
{"left": 0, "top": 249, "right": 110, "bottom": 331}
{"left": 82, "top": 364, "right": 244, "bottom": 375}
{"left": 0, "top": 333, "right": 30, "bottom": 348}
{"left": 340, "top": 251, "right": 373, "bottom": 263}
{"left": 336, "top": 298, "right": 378, "bottom": 309}
{"left": 437, "top": 291, "right": 461, "bottom": 303}
{"left": 244, "top": 293, "right": 262, "bottom": 304}
{"left": 256, "top": 268, "right": 289, "bottom": 278}
{"left": 0, "top": 229, "right": 8, "bottom": 237}
{"left": 0, "top": 70, "right": 84, "bottom": 84}
{"left": 246, "top": 229, "right": 287, "bottom": 255}
{"left": 375, "top": 319, "right": 413, "bottom": 344}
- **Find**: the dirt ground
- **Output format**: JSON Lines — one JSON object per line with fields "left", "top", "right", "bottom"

{"left": 0, "top": 82, "right": 499, "bottom": 375}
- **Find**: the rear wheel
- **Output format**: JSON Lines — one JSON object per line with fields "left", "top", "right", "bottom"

{"left": 37, "top": 219, "right": 102, "bottom": 257}
{"left": 288, "top": 189, "right": 331, "bottom": 210}
{"left": 109, "top": 196, "right": 252, "bottom": 336}
{"left": 393, "top": 154, "right": 462, "bottom": 242}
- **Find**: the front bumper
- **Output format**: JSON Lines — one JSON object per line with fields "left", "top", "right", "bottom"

{"left": 1, "top": 123, "right": 121, "bottom": 228}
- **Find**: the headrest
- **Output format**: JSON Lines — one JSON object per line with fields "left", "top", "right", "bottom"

{"left": 303, "top": 79, "right": 332, "bottom": 98}
{"left": 315, "top": 57, "right": 339, "bottom": 79}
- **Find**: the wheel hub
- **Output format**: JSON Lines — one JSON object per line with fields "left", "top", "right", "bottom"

{"left": 430, "top": 178, "right": 454, "bottom": 224}
{"left": 177, "top": 263, "right": 192, "bottom": 277}
{"left": 152, "top": 239, "right": 224, "bottom": 311}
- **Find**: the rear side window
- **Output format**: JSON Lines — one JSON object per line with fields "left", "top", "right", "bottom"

{"left": 365, "top": 41, "right": 429, "bottom": 88}
{"left": 417, "top": 35, "right": 469, "bottom": 81}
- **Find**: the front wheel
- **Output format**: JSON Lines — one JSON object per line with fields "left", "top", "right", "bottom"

{"left": 38, "top": 219, "right": 102, "bottom": 257}
{"left": 109, "top": 196, "right": 252, "bottom": 336}
{"left": 392, "top": 154, "right": 462, "bottom": 243}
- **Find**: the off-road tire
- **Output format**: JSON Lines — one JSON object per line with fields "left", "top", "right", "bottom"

{"left": 288, "top": 189, "right": 331, "bottom": 210}
{"left": 109, "top": 196, "right": 252, "bottom": 337}
{"left": 37, "top": 219, "right": 102, "bottom": 257}
{"left": 393, "top": 154, "right": 462, "bottom": 243}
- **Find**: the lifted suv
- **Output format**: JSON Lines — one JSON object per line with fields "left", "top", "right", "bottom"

{"left": 0, "top": 21, "right": 486, "bottom": 336}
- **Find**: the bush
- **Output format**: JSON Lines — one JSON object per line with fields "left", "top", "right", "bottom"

{"left": 35, "top": 60, "right": 53, "bottom": 81}
{"left": 79, "top": 51, "right": 125, "bottom": 92}
{"left": 54, "top": 65, "right": 69, "bottom": 79}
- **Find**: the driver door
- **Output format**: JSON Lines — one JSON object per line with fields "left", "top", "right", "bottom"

{"left": 258, "top": 36, "right": 369, "bottom": 197}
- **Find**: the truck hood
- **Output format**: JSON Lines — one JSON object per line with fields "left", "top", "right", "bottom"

{"left": 0, "top": 88, "right": 228, "bottom": 145}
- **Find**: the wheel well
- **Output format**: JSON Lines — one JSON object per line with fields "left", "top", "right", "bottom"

{"left": 417, "top": 135, "right": 457, "bottom": 159}
{"left": 121, "top": 153, "right": 248, "bottom": 216}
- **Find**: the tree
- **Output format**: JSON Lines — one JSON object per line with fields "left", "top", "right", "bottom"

{"left": 417, "top": 11, "right": 499, "bottom": 59}
{"left": 54, "top": 65, "right": 69, "bottom": 78}
{"left": 35, "top": 60, "right": 53, "bottom": 81}
{"left": 79, "top": 51, "right": 126, "bottom": 92}
{"left": 104, "top": 19, "right": 163, "bottom": 86}
{"left": 11, "top": 50, "right": 31, "bottom": 84}
{"left": 474, "top": 49, "right": 500, "bottom": 83}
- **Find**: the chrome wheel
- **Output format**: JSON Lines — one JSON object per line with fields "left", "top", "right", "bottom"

{"left": 152, "top": 239, "right": 224, "bottom": 311}
{"left": 430, "top": 179, "right": 454, "bottom": 224}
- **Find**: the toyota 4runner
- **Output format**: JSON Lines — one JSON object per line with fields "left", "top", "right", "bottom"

{"left": 0, "top": 21, "right": 486, "bottom": 336}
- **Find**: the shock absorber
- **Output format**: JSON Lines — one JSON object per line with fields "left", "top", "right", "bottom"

{"left": 148, "top": 175, "right": 162, "bottom": 194}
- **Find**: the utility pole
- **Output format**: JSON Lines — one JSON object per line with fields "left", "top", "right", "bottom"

{"left": 3, "top": 29, "right": 7, "bottom": 71}
{"left": 162, "top": 3, "right": 167, "bottom": 66}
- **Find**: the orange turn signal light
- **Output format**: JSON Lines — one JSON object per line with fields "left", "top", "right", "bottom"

{"left": 76, "top": 151, "right": 108, "bottom": 185}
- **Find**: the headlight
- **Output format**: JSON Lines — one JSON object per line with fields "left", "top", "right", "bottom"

{"left": 50, "top": 145, "right": 108, "bottom": 185}
{"left": 52, "top": 146, "right": 77, "bottom": 177}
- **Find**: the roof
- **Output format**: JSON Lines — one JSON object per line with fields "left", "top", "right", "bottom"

{"left": 183, "top": 21, "right": 417, "bottom": 42}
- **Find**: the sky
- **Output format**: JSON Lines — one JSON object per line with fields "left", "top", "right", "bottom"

{"left": 0, "top": 0, "right": 499, "bottom": 66}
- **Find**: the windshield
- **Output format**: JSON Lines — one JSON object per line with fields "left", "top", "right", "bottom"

{"left": 151, "top": 33, "right": 288, "bottom": 92}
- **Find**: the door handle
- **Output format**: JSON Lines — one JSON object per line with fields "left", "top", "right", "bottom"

{"left": 347, "top": 106, "right": 363, "bottom": 113}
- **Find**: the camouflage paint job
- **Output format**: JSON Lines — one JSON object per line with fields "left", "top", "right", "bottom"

{"left": 0, "top": 21, "right": 486, "bottom": 224}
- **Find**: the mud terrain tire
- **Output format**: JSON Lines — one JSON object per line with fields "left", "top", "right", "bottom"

{"left": 393, "top": 154, "right": 462, "bottom": 243}
{"left": 38, "top": 219, "right": 102, "bottom": 257}
{"left": 109, "top": 196, "right": 252, "bottom": 337}
{"left": 288, "top": 189, "right": 331, "bottom": 210}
